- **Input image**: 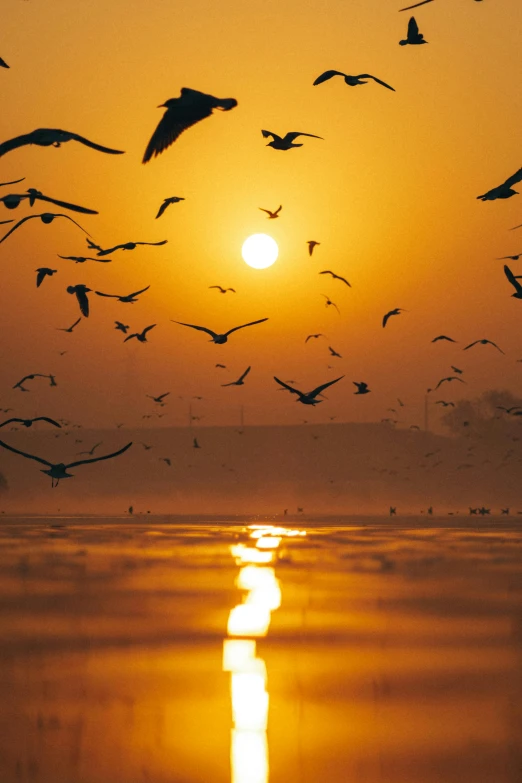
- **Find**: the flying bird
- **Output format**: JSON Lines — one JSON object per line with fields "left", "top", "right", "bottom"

{"left": 172, "top": 318, "right": 268, "bottom": 344}
{"left": 432, "top": 335, "right": 457, "bottom": 343}
{"left": 94, "top": 240, "right": 167, "bottom": 257}
{"left": 115, "top": 321, "right": 130, "bottom": 334}
{"left": 451, "top": 366, "right": 463, "bottom": 374}
{"left": 1, "top": 188, "right": 98, "bottom": 215}
{"left": 305, "top": 333, "right": 327, "bottom": 343}
{"left": 353, "top": 382, "right": 371, "bottom": 394}
{"left": 209, "top": 286, "right": 236, "bottom": 294}
{"left": 328, "top": 346, "right": 342, "bottom": 358}
{"left": 383, "top": 308, "right": 406, "bottom": 327}
{"left": 0, "top": 212, "right": 90, "bottom": 244}
{"left": 433, "top": 376, "right": 467, "bottom": 391}
{"left": 147, "top": 392, "right": 170, "bottom": 404}
{"left": 156, "top": 196, "right": 185, "bottom": 218}
{"left": 435, "top": 400, "right": 455, "bottom": 407}
{"left": 497, "top": 253, "right": 522, "bottom": 261}
{"left": 124, "top": 324, "right": 156, "bottom": 343}
{"left": 478, "top": 167, "right": 522, "bottom": 201}
{"left": 463, "top": 339, "right": 505, "bottom": 354}
{"left": 67, "top": 285, "right": 91, "bottom": 317}
{"left": 503, "top": 264, "right": 522, "bottom": 299}
{"left": 313, "top": 70, "right": 395, "bottom": 91}
{"left": 13, "top": 373, "right": 55, "bottom": 392}
{"left": 222, "top": 367, "right": 251, "bottom": 387}
{"left": 143, "top": 88, "right": 237, "bottom": 163}
{"left": 57, "top": 317, "right": 81, "bottom": 333}
{"left": 399, "top": 17, "right": 428, "bottom": 45}
{"left": 274, "top": 376, "right": 344, "bottom": 405}
{"left": 0, "top": 439, "right": 132, "bottom": 487}
{"left": 319, "top": 270, "right": 351, "bottom": 287}
{"left": 95, "top": 285, "right": 150, "bottom": 303}
{"left": 0, "top": 128, "right": 124, "bottom": 158}
{"left": 76, "top": 442, "right": 102, "bottom": 457}
{"left": 58, "top": 255, "right": 112, "bottom": 264}
{"left": 259, "top": 205, "right": 282, "bottom": 219}
{"left": 262, "top": 130, "right": 323, "bottom": 150}
{"left": 322, "top": 295, "right": 340, "bottom": 314}
{"left": 36, "top": 267, "right": 57, "bottom": 287}
{"left": 0, "top": 416, "right": 61, "bottom": 429}
{"left": 308, "top": 241, "right": 320, "bottom": 256}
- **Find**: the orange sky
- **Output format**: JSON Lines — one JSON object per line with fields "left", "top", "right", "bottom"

{"left": 1, "top": 0, "right": 522, "bottom": 430}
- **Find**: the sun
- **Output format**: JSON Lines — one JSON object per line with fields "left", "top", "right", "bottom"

{"left": 242, "top": 234, "right": 278, "bottom": 269}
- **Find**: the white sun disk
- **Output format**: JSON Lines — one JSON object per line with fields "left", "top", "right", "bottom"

{"left": 242, "top": 234, "right": 278, "bottom": 269}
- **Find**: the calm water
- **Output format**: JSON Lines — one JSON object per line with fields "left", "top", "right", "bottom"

{"left": 1, "top": 516, "right": 522, "bottom": 783}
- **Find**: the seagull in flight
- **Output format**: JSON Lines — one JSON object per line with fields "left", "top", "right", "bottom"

{"left": 463, "top": 339, "right": 505, "bottom": 354}
{"left": 67, "top": 285, "right": 91, "bottom": 317}
{"left": 435, "top": 400, "right": 455, "bottom": 407}
{"left": 274, "top": 375, "right": 344, "bottom": 405}
{"left": 262, "top": 130, "right": 323, "bottom": 150}
{"left": 124, "top": 324, "right": 156, "bottom": 343}
{"left": 433, "top": 376, "right": 467, "bottom": 391}
{"left": 353, "top": 382, "right": 371, "bottom": 394}
{"left": 0, "top": 128, "right": 124, "bottom": 158}
{"left": 156, "top": 196, "right": 185, "bottom": 218}
{"left": 313, "top": 70, "right": 395, "bottom": 91}
{"left": 328, "top": 346, "right": 342, "bottom": 358}
{"left": 319, "top": 270, "right": 351, "bottom": 287}
{"left": 451, "top": 366, "right": 464, "bottom": 374}
{"left": 222, "top": 367, "right": 251, "bottom": 387}
{"left": 76, "top": 442, "right": 102, "bottom": 457}
{"left": 478, "top": 167, "right": 522, "bottom": 201}
{"left": 259, "top": 205, "right": 282, "bottom": 219}
{"left": 1, "top": 188, "right": 98, "bottom": 215}
{"left": 172, "top": 318, "right": 268, "bottom": 344}
{"left": 209, "top": 285, "right": 236, "bottom": 294}
{"left": 322, "top": 294, "right": 340, "bottom": 314}
{"left": 115, "top": 321, "right": 130, "bottom": 334}
{"left": 143, "top": 88, "right": 237, "bottom": 163}
{"left": 0, "top": 212, "right": 90, "bottom": 244}
{"left": 0, "top": 416, "right": 61, "bottom": 429}
{"left": 497, "top": 253, "right": 522, "bottom": 261}
{"left": 36, "top": 267, "right": 57, "bottom": 287}
{"left": 399, "top": 17, "right": 428, "bottom": 45}
{"left": 13, "top": 373, "right": 55, "bottom": 392}
{"left": 308, "top": 241, "right": 320, "bottom": 256}
{"left": 57, "top": 317, "right": 81, "bottom": 333}
{"left": 383, "top": 308, "right": 406, "bottom": 327}
{"left": 432, "top": 335, "right": 457, "bottom": 343}
{"left": 305, "top": 333, "right": 327, "bottom": 343}
{"left": 504, "top": 264, "right": 522, "bottom": 299}
{"left": 58, "top": 255, "right": 112, "bottom": 264}
{"left": 93, "top": 240, "right": 167, "bottom": 257}
{"left": 147, "top": 392, "right": 170, "bottom": 404}
{"left": 95, "top": 285, "right": 150, "bottom": 303}
{"left": 0, "top": 439, "right": 132, "bottom": 487}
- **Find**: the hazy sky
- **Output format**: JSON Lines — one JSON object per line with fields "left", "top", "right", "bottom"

{"left": 1, "top": 0, "right": 522, "bottom": 430}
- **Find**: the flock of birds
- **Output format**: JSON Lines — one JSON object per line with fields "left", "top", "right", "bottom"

{"left": 0, "top": 0, "right": 520, "bottom": 496}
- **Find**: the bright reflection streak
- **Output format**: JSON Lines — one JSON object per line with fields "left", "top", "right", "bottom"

{"left": 231, "top": 544, "right": 274, "bottom": 565}
{"left": 255, "top": 537, "right": 282, "bottom": 550}
{"left": 231, "top": 730, "right": 268, "bottom": 783}
{"left": 223, "top": 640, "right": 258, "bottom": 672}
{"left": 232, "top": 672, "right": 269, "bottom": 731}
{"left": 228, "top": 603, "right": 271, "bottom": 637}
{"left": 248, "top": 527, "right": 306, "bottom": 538}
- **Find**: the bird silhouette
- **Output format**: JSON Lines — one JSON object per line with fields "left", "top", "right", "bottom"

{"left": 124, "top": 324, "right": 156, "bottom": 343}
{"left": 399, "top": 17, "right": 428, "bottom": 45}
{"left": 0, "top": 178, "right": 25, "bottom": 187}
{"left": 67, "top": 285, "right": 91, "bottom": 317}
{"left": 503, "top": 264, "right": 522, "bottom": 299}
{"left": 496, "top": 406, "right": 522, "bottom": 414}
{"left": 478, "top": 167, "right": 522, "bottom": 201}
{"left": 262, "top": 130, "right": 323, "bottom": 150}
{"left": 58, "top": 255, "right": 112, "bottom": 264}
{"left": 147, "top": 392, "right": 170, "bottom": 404}
{"left": 216, "top": 363, "right": 227, "bottom": 368}
{"left": 0, "top": 416, "right": 61, "bottom": 429}
{"left": 259, "top": 205, "right": 282, "bottom": 219}
{"left": 0, "top": 128, "right": 124, "bottom": 158}
{"left": 13, "top": 373, "right": 55, "bottom": 392}
{"left": 319, "top": 270, "right": 351, "bottom": 287}
{"left": 322, "top": 295, "right": 340, "bottom": 314}
{"left": 383, "top": 308, "right": 406, "bottom": 327}
{"left": 463, "top": 339, "right": 505, "bottom": 354}
{"left": 0, "top": 212, "right": 90, "bottom": 244}
{"left": 95, "top": 285, "right": 150, "bottom": 303}
{"left": 328, "top": 346, "right": 342, "bottom": 358}
{"left": 143, "top": 88, "right": 237, "bottom": 163}
{"left": 172, "top": 318, "right": 268, "bottom": 344}
{"left": 209, "top": 286, "right": 236, "bottom": 294}
{"left": 222, "top": 367, "right": 251, "bottom": 387}
{"left": 353, "top": 382, "right": 371, "bottom": 394}
{"left": 274, "top": 375, "right": 344, "bottom": 405}
{"left": 308, "top": 241, "right": 320, "bottom": 256}
{"left": 160, "top": 457, "right": 172, "bottom": 466}
{"left": 36, "top": 268, "right": 57, "bottom": 287}
{"left": 432, "top": 335, "right": 457, "bottom": 342}
{"left": 497, "top": 253, "right": 522, "bottom": 261}
{"left": 94, "top": 240, "right": 167, "bottom": 256}
{"left": 115, "top": 321, "right": 130, "bottom": 333}
{"left": 435, "top": 400, "right": 455, "bottom": 407}
{"left": 313, "top": 70, "right": 395, "bottom": 91}
{"left": 57, "top": 317, "right": 81, "bottom": 333}
{"left": 305, "top": 333, "right": 327, "bottom": 342}
{"left": 1, "top": 188, "right": 97, "bottom": 214}
{"left": 156, "top": 196, "right": 185, "bottom": 218}
{"left": 76, "top": 442, "right": 102, "bottom": 456}
{"left": 433, "top": 376, "right": 467, "bottom": 391}
{"left": 0, "top": 439, "right": 132, "bottom": 487}
{"left": 451, "top": 365, "right": 463, "bottom": 374}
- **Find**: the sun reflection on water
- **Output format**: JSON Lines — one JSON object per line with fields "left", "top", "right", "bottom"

{"left": 223, "top": 524, "right": 306, "bottom": 783}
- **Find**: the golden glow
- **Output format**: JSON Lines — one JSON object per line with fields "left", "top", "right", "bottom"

{"left": 241, "top": 234, "right": 278, "bottom": 270}
{"left": 231, "top": 544, "right": 274, "bottom": 565}
{"left": 231, "top": 730, "right": 269, "bottom": 783}
{"left": 255, "top": 536, "right": 282, "bottom": 550}
{"left": 228, "top": 602, "right": 272, "bottom": 637}
{"left": 231, "top": 672, "right": 269, "bottom": 731}
{"left": 223, "top": 640, "right": 259, "bottom": 673}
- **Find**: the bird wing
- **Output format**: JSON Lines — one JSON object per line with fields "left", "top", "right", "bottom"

{"left": 156, "top": 201, "right": 169, "bottom": 219}
{"left": 33, "top": 193, "right": 98, "bottom": 215}
{"left": 274, "top": 377, "right": 302, "bottom": 396}
{"left": 258, "top": 208, "right": 271, "bottom": 215}
{"left": 0, "top": 132, "right": 43, "bottom": 157}
{"left": 209, "top": 286, "right": 224, "bottom": 291}
{"left": 285, "top": 132, "right": 323, "bottom": 142}
{"left": 261, "top": 130, "right": 279, "bottom": 141}
{"left": 308, "top": 375, "right": 344, "bottom": 398}
{"left": 0, "top": 438, "right": 52, "bottom": 466}
{"left": 95, "top": 291, "right": 120, "bottom": 299}
{"left": 0, "top": 418, "right": 18, "bottom": 427}
{"left": 0, "top": 214, "right": 35, "bottom": 243}
{"left": 408, "top": 16, "right": 420, "bottom": 36}
{"left": 224, "top": 318, "right": 269, "bottom": 337}
{"left": 359, "top": 74, "right": 395, "bottom": 91}
{"left": 238, "top": 366, "right": 251, "bottom": 382}
{"left": 75, "top": 289, "right": 90, "bottom": 317}
{"left": 34, "top": 417, "right": 61, "bottom": 427}
{"left": 172, "top": 320, "right": 218, "bottom": 339}
{"left": 504, "top": 264, "right": 522, "bottom": 293}
{"left": 157, "top": 393, "right": 170, "bottom": 402}
{"left": 123, "top": 334, "right": 137, "bottom": 342}
{"left": 36, "top": 269, "right": 47, "bottom": 287}
{"left": 313, "top": 70, "right": 346, "bottom": 86}
{"left": 67, "top": 132, "right": 125, "bottom": 154}
{"left": 382, "top": 311, "right": 392, "bottom": 328}
{"left": 66, "top": 442, "right": 133, "bottom": 469}
{"left": 504, "top": 167, "right": 522, "bottom": 189}
{"left": 399, "top": 0, "right": 433, "bottom": 10}
{"left": 57, "top": 214, "right": 91, "bottom": 235}
{"left": 128, "top": 286, "right": 151, "bottom": 298}
{"left": 463, "top": 341, "right": 479, "bottom": 350}
{"left": 142, "top": 324, "right": 156, "bottom": 336}
{"left": 0, "top": 177, "right": 25, "bottom": 186}
{"left": 143, "top": 90, "right": 217, "bottom": 163}
{"left": 319, "top": 270, "right": 351, "bottom": 286}
{"left": 136, "top": 240, "right": 168, "bottom": 246}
